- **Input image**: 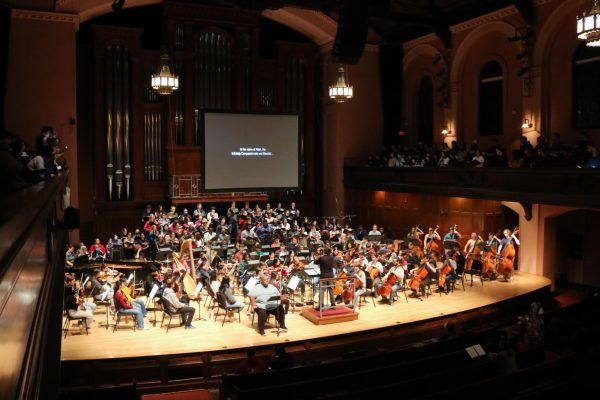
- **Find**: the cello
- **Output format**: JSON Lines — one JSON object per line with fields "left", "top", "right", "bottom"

{"left": 378, "top": 270, "right": 398, "bottom": 298}
{"left": 408, "top": 261, "right": 429, "bottom": 291}
{"left": 438, "top": 257, "right": 453, "bottom": 288}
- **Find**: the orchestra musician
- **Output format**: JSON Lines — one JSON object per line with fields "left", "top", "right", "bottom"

{"left": 498, "top": 228, "right": 520, "bottom": 281}
{"left": 424, "top": 226, "right": 441, "bottom": 251}
{"left": 162, "top": 278, "right": 196, "bottom": 329}
{"left": 351, "top": 263, "right": 367, "bottom": 309}
{"left": 91, "top": 269, "right": 114, "bottom": 301}
{"left": 376, "top": 258, "right": 406, "bottom": 305}
{"left": 64, "top": 275, "right": 96, "bottom": 330}
{"left": 248, "top": 273, "right": 287, "bottom": 336}
{"left": 114, "top": 278, "right": 148, "bottom": 330}
{"left": 463, "top": 232, "right": 480, "bottom": 255}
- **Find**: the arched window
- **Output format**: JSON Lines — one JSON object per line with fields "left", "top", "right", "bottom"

{"left": 417, "top": 76, "right": 433, "bottom": 147}
{"left": 478, "top": 61, "right": 503, "bottom": 136}
{"left": 573, "top": 44, "right": 600, "bottom": 129}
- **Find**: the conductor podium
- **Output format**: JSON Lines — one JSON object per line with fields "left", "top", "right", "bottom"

{"left": 301, "top": 277, "right": 359, "bottom": 325}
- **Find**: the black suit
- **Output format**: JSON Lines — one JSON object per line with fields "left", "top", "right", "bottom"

{"left": 316, "top": 255, "right": 337, "bottom": 308}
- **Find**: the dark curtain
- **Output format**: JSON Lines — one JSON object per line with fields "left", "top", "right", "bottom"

{"left": 418, "top": 76, "right": 434, "bottom": 147}
{"left": 379, "top": 44, "right": 403, "bottom": 146}
{"left": 0, "top": 5, "right": 10, "bottom": 132}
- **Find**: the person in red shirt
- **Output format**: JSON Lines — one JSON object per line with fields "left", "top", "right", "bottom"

{"left": 89, "top": 238, "right": 107, "bottom": 260}
{"left": 114, "top": 278, "right": 148, "bottom": 330}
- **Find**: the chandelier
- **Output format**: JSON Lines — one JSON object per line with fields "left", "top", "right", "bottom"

{"left": 577, "top": 0, "right": 600, "bottom": 47}
{"left": 151, "top": 49, "right": 179, "bottom": 95}
{"left": 328, "top": 66, "right": 353, "bottom": 103}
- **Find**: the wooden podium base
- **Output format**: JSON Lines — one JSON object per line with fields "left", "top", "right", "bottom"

{"left": 301, "top": 306, "right": 359, "bottom": 325}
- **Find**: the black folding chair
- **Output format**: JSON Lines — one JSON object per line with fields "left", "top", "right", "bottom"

{"left": 159, "top": 297, "right": 183, "bottom": 333}
{"left": 62, "top": 303, "right": 88, "bottom": 338}
{"left": 215, "top": 292, "right": 242, "bottom": 326}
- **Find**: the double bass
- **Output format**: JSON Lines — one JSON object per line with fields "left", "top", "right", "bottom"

{"left": 465, "top": 236, "right": 484, "bottom": 271}
{"left": 499, "top": 227, "right": 519, "bottom": 279}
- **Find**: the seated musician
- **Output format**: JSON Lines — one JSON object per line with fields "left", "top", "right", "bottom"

{"left": 114, "top": 278, "right": 148, "bottom": 330}
{"left": 218, "top": 276, "right": 245, "bottom": 316}
{"left": 89, "top": 238, "right": 106, "bottom": 260}
{"left": 289, "top": 255, "right": 306, "bottom": 303}
{"left": 437, "top": 256, "right": 457, "bottom": 293}
{"left": 409, "top": 255, "right": 437, "bottom": 296}
{"left": 351, "top": 263, "right": 367, "bottom": 309}
{"left": 162, "top": 278, "right": 195, "bottom": 329}
{"left": 368, "top": 224, "right": 381, "bottom": 236}
{"left": 64, "top": 275, "right": 96, "bottom": 329}
{"left": 377, "top": 258, "right": 405, "bottom": 305}
{"left": 91, "top": 269, "right": 114, "bottom": 301}
{"left": 248, "top": 272, "right": 287, "bottom": 336}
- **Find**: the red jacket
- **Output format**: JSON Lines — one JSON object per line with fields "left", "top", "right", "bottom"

{"left": 89, "top": 243, "right": 107, "bottom": 254}
{"left": 114, "top": 290, "right": 133, "bottom": 310}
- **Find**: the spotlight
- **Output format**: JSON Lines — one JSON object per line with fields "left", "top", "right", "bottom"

{"left": 112, "top": 0, "right": 125, "bottom": 12}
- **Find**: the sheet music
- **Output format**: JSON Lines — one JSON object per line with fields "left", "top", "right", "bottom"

{"left": 473, "top": 344, "right": 486, "bottom": 356}
{"left": 287, "top": 276, "right": 301, "bottom": 291}
{"left": 465, "top": 346, "right": 479, "bottom": 358}
{"left": 147, "top": 284, "right": 159, "bottom": 299}
{"left": 194, "top": 282, "right": 203, "bottom": 297}
{"left": 126, "top": 273, "right": 133, "bottom": 284}
{"left": 245, "top": 277, "right": 258, "bottom": 291}
{"left": 304, "top": 267, "right": 321, "bottom": 276}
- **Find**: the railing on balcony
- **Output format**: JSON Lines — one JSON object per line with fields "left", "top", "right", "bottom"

{"left": 169, "top": 175, "right": 268, "bottom": 202}
{"left": 343, "top": 166, "right": 600, "bottom": 208}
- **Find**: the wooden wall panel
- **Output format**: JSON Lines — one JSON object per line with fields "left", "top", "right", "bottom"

{"left": 345, "top": 188, "right": 504, "bottom": 245}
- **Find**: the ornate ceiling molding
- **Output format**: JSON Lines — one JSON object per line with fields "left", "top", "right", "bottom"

{"left": 12, "top": 9, "right": 79, "bottom": 27}
{"left": 403, "top": 33, "right": 438, "bottom": 52}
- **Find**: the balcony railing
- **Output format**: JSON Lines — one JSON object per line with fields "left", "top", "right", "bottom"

{"left": 343, "top": 166, "right": 600, "bottom": 208}
{"left": 169, "top": 175, "right": 268, "bottom": 202}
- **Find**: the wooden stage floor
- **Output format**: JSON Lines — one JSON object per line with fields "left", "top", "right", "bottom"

{"left": 61, "top": 272, "right": 551, "bottom": 361}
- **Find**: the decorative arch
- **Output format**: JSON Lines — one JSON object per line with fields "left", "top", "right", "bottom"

{"left": 403, "top": 43, "right": 443, "bottom": 74}
{"left": 532, "top": 0, "right": 589, "bottom": 68}
{"left": 451, "top": 20, "right": 519, "bottom": 82}
{"left": 261, "top": 8, "right": 336, "bottom": 46}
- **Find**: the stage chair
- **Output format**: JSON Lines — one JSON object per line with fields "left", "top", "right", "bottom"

{"left": 159, "top": 298, "right": 184, "bottom": 333}
{"left": 214, "top": 292, "right": 242, "bottom": 326}
{"left": 62, "top": 303, "right": 89, "bottom": 338}
{"left": 463, "top": 263, "right": 484, "bottom": 287}
{"left": 359, "top": 276, "right": 376, "bottom": 309}
{"left": 112, "top": 304, "right": 137, "bottom": 333}
{"left": 393, "top": 280, "right": 409, "bottom": 303}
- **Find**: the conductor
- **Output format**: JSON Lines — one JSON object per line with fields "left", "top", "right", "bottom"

{"left": 315, "top": 247, "right": 337, "bottom": 310}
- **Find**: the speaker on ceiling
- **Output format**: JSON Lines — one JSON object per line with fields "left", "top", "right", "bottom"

{"left": 331, "top": 0, "right": 369, "bottom": 64}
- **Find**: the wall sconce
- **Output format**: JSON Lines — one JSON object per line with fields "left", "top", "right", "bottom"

{"left": 441, "top": 128, "right": 451, "bottom": 135}
{"left": 521, "top": 119, "right": 533, "bottom": 129}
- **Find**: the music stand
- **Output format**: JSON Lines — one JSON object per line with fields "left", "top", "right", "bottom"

{"left": 267, "top": 295, "right": 282, "bottom": 336}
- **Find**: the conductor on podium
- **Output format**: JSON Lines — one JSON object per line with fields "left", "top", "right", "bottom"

{"left": 315, "top": 247, "right": 337, "bottom": 310}
{"left": 249, "top": 273, "right": 287, "bottom": 336}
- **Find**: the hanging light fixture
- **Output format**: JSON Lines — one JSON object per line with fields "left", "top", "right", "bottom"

{"left": 328, "top": 66, "right": 353, "bottom": 103}
{"left": 577, "top": 1, "right": 600, "bottom": 47}
{"left": 151, "top": 48, "right": 179, "bottom": 95}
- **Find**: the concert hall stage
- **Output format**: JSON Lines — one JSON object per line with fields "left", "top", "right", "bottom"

{"left": 61, "top": 272, "right": 551, "bottom": 362}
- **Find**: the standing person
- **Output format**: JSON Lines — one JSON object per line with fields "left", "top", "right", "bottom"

{"left": 227, "top": 201, "right": 239, "bottom": 241}
{"left": 248, "top": 273, "right": 287, "bottom": 336}
{"left": 315, "top": 247, "right": 337, "bottom": 310}
{"left": 162, "top": 278, "right": 196, "bottom": 329}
